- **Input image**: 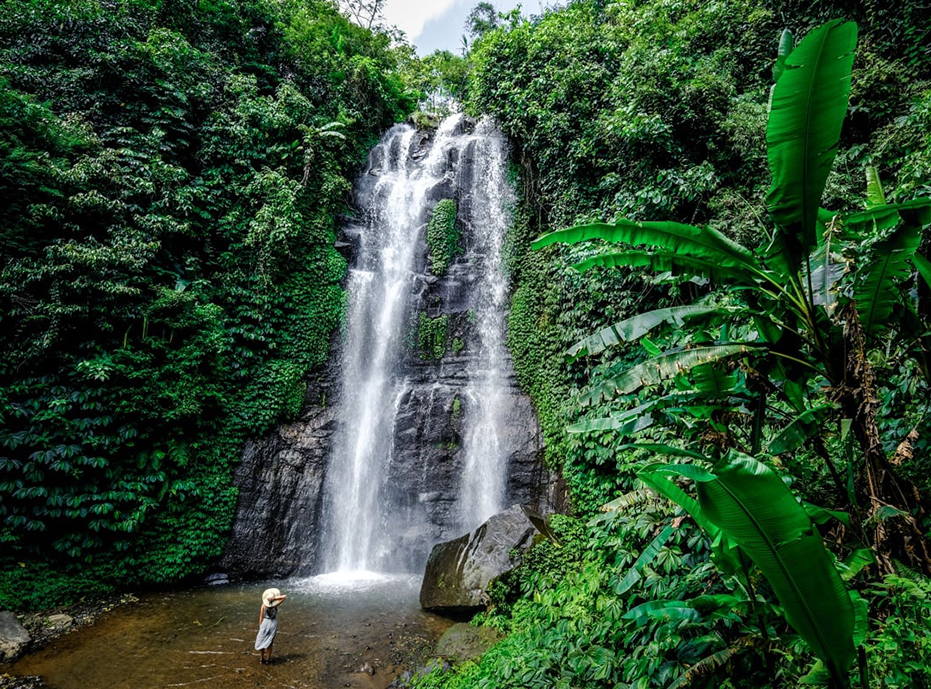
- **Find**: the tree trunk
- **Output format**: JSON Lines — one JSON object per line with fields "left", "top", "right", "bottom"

{"left": 832, "top": 304, "right": 931, "bottom": 576}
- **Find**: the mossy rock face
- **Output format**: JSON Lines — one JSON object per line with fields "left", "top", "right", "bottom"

{"left": 435, "top": 623, "right": 502, "bottom": 662}
{"left": 426, "top": 199, "right": 460, "bottom": 276}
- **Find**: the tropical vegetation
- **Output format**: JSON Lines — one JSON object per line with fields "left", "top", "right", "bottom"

{"left": 2, "top": 0, "right": 931, "bottom": 686}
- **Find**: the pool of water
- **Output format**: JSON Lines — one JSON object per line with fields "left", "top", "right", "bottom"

{"left": 2, "top": 572, "right": 452, "bottom": 689}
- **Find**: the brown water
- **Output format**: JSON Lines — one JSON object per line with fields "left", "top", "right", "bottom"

{"left": 3, "top": 572, "right": 452, "bottom": 689}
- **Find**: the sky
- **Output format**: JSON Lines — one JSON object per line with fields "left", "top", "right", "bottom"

{"left": 381, "top": 0, "right": 553, "bottom": 55}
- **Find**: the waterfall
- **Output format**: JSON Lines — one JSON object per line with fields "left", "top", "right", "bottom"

{"left": 320, "top": 114, "right": 517, "bottom": 575}
{"left": 457, "top": 122, "right": 515, "bottom": 531}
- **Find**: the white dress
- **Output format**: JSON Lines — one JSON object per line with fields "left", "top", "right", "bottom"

{"left": 254, "top": 605, "right": 278, "bottom": 650}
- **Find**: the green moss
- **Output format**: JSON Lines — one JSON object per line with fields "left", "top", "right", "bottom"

{"left": 417, "top": 312, "right": 449, "bottom": 360}
{"left": 426, "top": 199, "right": 460, "bottom": 276}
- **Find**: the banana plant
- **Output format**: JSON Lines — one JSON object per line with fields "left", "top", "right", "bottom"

{"left": 532, "top": 19, "right": 931, "bottom": 574}
{"left": 636, "top": 451, "right": 859, "bottom": 686}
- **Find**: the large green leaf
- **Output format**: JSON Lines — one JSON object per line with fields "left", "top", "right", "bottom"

{"left": 696, "top": 451, "right": 856, "bottom": 680}
{"left": 638, "top": 463, "right": 742, "bottom": 574}
{"left": 571, "top": 250, "right": 752, "bottom": 283}
{"left": 622, "top": 599, "right": 702, "bottom": 625}
{"left": 638, "top": 463, "right": 721, "bottom": 539}
{"left": 532, "top": 220, "right": 758, "bottom": 271}
{"left": 691, "top": 363, "right": 740, "bottom": 396}
{"left": 580, "top": 344, "right": 756, "bottom": 405}
{"left": 854, "top": 223, "right": 922, "bottom": 335}
{"left": 865, "top": 166, "right": 887, "bottom": 208}
{"left": 772, "top": 29, "right": 794, "bottom": 83}
{"left": 766, "top": 20, "right": 858, "bottom": 276}
{"left": 566, "top": 305, "right": 741, "bottom": 361}
{"left": 767, "top": 404, "right": 832, "bottom": 455}
{"left": 913, "top": 253, "right": 931, "bottom": 292}
{"left": 843, "top": 197, "right": 931, "bottom": 237}
{"left": 566, "top": 411, "right": 653, "bottom": 435}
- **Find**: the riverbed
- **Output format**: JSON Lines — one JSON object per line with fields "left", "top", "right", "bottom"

{"left": 2, "top": 572, "right": 451, "bottom": 689}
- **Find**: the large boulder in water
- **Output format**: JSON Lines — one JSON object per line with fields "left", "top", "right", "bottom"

{"left": 419, "top": 505, "right": 538, "bottom": 612}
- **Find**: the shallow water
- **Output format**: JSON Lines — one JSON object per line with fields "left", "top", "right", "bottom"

{"left": 3, "top": 573, "right": 452, "bottom": 689}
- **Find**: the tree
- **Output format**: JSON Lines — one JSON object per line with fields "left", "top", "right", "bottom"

{"left": 465, "top": 2, "right": 500, "bottom": 42}
{"left": 340, "top": 0, "right": 386, "bottom": 29}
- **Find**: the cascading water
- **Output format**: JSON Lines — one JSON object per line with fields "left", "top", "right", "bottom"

{"left": 457, "top": 123, "right": 515, "bottom": 531}
{"left": 320, "top": 114, "right": 523, "bottom": 576}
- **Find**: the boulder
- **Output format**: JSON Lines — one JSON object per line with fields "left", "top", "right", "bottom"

{"left": 435, "top": 623, "right": 501, "bottom": 662}
{"left": 419, "top": 505, "right": 538, "bottom": 612}
{"left": 0, "top": 611, "right": 30, "bottom": 661}
{"left": 204, "top": 572, "right": 229, "bottom": 587}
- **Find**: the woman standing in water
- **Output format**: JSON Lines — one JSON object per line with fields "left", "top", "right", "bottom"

{"left": 255, "top": 587, "right": 287, "bottom": 664}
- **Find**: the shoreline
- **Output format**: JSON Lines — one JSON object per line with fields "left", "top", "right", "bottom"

{"left": 1, "top": 592, "right": 139, "bottom": 688}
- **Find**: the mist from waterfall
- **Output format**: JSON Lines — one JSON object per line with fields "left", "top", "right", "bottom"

{"left": 320, "top": 114, "right": 515, "bottom": 574}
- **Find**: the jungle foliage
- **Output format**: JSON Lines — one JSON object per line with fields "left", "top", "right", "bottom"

{"left": 0, "top": 0, "right": 415, "bottom": 608}
{"left": 416, "top": 0, "right": 931, "bottom": 687}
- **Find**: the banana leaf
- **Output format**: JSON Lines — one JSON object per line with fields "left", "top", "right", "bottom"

{"left": 566, "top": 305, "right": 740, "bottom": 361}
{"left": 854, "top": 222, "right": 921, "bottom": 335}
{"left": 622, "top": 599, "right": 702, "bottom": 626}
{"left": 772, "top": 29, "right": 794, "bottom": 82}
{"left": 571, "top": 249, "right": 753, "bottom": 283}
{"left": 638, "top": 463, "right": 742, "bottom": 575}
{"left": 566, "top": 411, "right": 653, "bottom": 435}
{"left": 638, "top": 463, "right": 720, "bottom": 539}
{"left": 838, "top": 548, "right": 875, "bottom": 582}
{"left": 766, "top": 20, "right": 857, "bottom": 276}
{"left": 622, "top": 445, "right": 708, "bottom": 463}
{"left": 532, "top": 220, "right": 758, "bottom": 271}
{"left": 767, "top": 404, "right": 832, "bottom": 454}
{"left": 800, "top": 592, "right": 869, "bottom": 685}
{"left": 567, "top": 393, "right": 691, "bottom": 433}
{"left": 865, "top": 166, "right": 887, "bottom": 207}
{"left": 912, "top": 253, "right": 931, "bottom": 291}
{"left": 696, "top": 451, "right": 856, "bottom": 681}
{"left": 844, "top": 197, "right": 931, "bottom": 236}
{"left": 580, "top": 344, "right": 756, "bottom": 405}
{"left": 691, "top": 363, "right": 740, "bottom": 396}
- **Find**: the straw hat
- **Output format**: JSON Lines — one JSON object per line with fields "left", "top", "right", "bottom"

{"left": 262, "top": 587, "right": 282, "bottom": 607}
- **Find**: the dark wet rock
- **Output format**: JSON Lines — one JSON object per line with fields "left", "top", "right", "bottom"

{"left": 386, "top": 670, "right": 413, "bottom": 688}
{"left": 220, "top": 366, "right": 337, "bottom": 579}
{"left": 0, "top": 611, "right": 30, "bottom": 662}
{"left": 419, "top": 505, "right": 538, "bottom": 612}
{"left": 204, "top": 572, "right": 229, "bottom": 586}
{"left": 334, "top": 240, "right": 354, "bottom": 261}
{"left": 435, "top": 623, "right": 502, "bottom": 661}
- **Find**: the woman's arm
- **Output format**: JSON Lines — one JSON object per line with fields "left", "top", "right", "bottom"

{"left": 273, "top": 594, "right": 288, "bottom": 605}
{"left": 258, "top": 604, "right": 265, "bottom": 625}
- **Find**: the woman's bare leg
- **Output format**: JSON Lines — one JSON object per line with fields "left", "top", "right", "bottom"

{"left": 266, "top": 642, "right": 273, "bottom": 664}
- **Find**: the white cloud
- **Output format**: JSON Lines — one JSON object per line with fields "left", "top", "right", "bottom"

{"left": 382, "top": 0, "right": 457, "bottom": 42}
